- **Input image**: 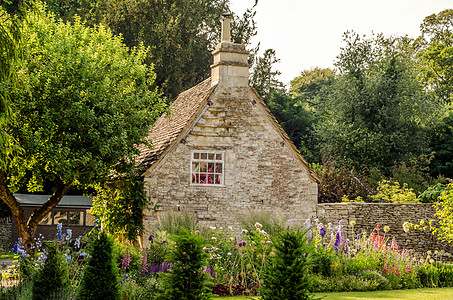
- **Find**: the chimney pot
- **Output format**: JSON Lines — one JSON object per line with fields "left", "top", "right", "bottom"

{"left": 221, "top": 14, "right": 231, "bottom": 42}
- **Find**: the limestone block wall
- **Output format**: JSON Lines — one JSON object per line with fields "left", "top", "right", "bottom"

{"left": 0, "top": 216, "right": 12, "bottom": 251}
{"left": 317, "top": 203, "right": 453, "bottom": 261}
{"left": 143, "top": 86, "right": 317, "bottom": 244}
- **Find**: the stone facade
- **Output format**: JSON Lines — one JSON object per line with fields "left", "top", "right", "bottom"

{"left": 0, "top": 216, "right": 12, "bottom": 251}
{"left": 143, "top": 85, "right": 318, "bottom": 241}
{"left": 317, "top": 203, "right": 453, "bottom": 261}
{"left": 139, "top": 17, "right": 318, "bottom": 246}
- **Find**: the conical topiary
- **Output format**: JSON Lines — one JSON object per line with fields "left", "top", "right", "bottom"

{"left": 158, "top": 228, "right": 212, "bottom": 300}
{"left": 78, "top": 231, "right": 120, "bottom": 300}
{"left": 260, "top": 227, "right": 319, "bottom": 300}
{"left": 32, "top": 242, "right": 69, "bottom": 300}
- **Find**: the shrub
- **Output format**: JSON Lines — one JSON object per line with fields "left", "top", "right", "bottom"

{"left": 371, "top": 180, "right": 418, "bottom": 203}
{"left": 157, "top": 211, "right": 199, "bottom": 235}
{"left": 32, "top": 242, "right": 68, "bottom": 300}
{"left": 316, "top": 150, "right": 371, "bottom": 203}
{"left": 158, "top": 228, "right": 212, "bottom": 300}
{"left": 260, "top": 228, "right": 319, "bottom": 300}
{"left": 419, "top": 183, "right": 453, "bottom": 203}
{"left": 78, "top": 231, "right": 120, "bottom": 300}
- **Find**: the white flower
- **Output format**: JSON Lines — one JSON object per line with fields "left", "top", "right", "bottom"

{"left": 255, "top": 222, "right": 263, "bottom": 229}
{"left": 211, "top": 237, "right": 217, "bottom": 243}
{"left": 402, "top": 222, "right": 410, "bottom": 233}
{"left": 227, "top": 252, "right": 232, "bottom": 256}
{"left": 228, "top": 226, "right": 233, "bottom": 231}
{"left": 242, "top": 229, "right": 248, "bottom": 234}
{"left": 210, "top": 226, "right": 217, "bottom": 230}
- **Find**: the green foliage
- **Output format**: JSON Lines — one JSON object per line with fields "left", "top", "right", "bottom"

{"left": 156, "top": 211, "right": 199, "bottom": 235}
{"left": 316, "top": 32, "right": 434, "bottom": 174}
{"left": 429, "top": 111, "right": 453, "bottom": 178}
{"left": 32, "top": 242, "right": 69, "bottom": 300}
{"left": 419, "top": 183, "right": 453, "bottom": 203}
{"left": 417, "top": 9, "right": 453, "bottom": 104}
{"left": 290, "top": 67, "right": 335, "bottom": 100}
{"left": 418, "top": 262, "right": 453, "bottom": 288}
{"left": 78, "top": 231, "right": 120, "bottom": 300}
{"left": 91, "top": 178, "right": 148, "bottom": 242}
{"left": 265, "top": 91, "right": 318, "bottom": 162}
{"left": 433, "top": 184, "right": 453, "bottom": 242}
{"left": 370, "top": 180, "right": 418, "bottom": 203}
{"left": 43, "top": 0, "right": 258, "bottom": 101}
{"left": 158, "top": 228, "right": 212, "bottom": 300}
{"left": 6, "top": 8, "right": 166, "bottom": 191}
{"left": 0, "top": 0, "right": 31, "bottom": 169}
{"left": 250, "top": 48, "right": 285, "bottom": 102}
{"left": 237, "top": 211, "right": 284, "bottom": 235}
{"left": 260, "top": 228, "right": 318, "bottom": 300}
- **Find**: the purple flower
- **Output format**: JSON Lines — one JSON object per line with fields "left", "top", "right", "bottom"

{"left": 320, "top": 227, "right": 326, "bottom": 238}
{"left": 195, "top": 230, "right": 200, "bottom": 235}
{"left": 162, "top": 239, "right": 166, "bottom": 244}
{"left": 148, "top": 234, "right": 155, "bottom": 241}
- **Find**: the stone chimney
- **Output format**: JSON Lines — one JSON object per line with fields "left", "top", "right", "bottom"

{"left": 211, "top": 14, "right": 249, "bottom": 87}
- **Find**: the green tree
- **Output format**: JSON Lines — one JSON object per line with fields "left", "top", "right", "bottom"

{"left": 290, "top": 67, "right": 335, "bottom": 104}
{"left": 429, "top": 111, "right": 453, "bottom": 178}
{"left": 266, "top": 91, "right": 317, "bottom": 161}
{"left": 78, "top": 231, "right": 120, "bottom": 300}
{"left": 0, "top": 7, "right": 166, "bottom": 248}
{"left": 0, "top": 0, "right": 33, "bottom": 169}
{"left": 260, "top": 228, "right": 318, "bottom": 300}
{"left": 158, "top": 228, "right": 211, "bottom": 300}
{"left": 91, "top": 178, "right": 148, "bottom": 244}
{"left": 250, "top": 48, "right": 285, "bottom": 102}
{"left": 316, "top": 32, "right": 434, "bottom": 174}
{"left": 417, "top": 9, "right": 453, "bottom": 104}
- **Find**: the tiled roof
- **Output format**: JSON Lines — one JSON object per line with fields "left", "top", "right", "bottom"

{"left": 136, "top": 78, "right": 215, "bottom": 173}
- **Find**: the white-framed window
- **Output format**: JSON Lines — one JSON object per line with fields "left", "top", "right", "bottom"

{"left": 191, "top": 151, "right": 224, "bottom": 185}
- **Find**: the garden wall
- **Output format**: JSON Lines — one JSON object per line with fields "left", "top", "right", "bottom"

{"left": 0, "top": 216, "right": 12, "bottom": 251}
{"left": 317, "top": 203, "right": 453, "bottom": 261}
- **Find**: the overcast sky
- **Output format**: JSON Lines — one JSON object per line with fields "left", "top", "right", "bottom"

{"left": 229, "top": 0, "right": 452, "bottom": 86}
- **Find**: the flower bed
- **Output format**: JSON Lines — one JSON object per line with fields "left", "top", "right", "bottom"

{"left": 2, "top": 216, "right": 453, "bottom": 299}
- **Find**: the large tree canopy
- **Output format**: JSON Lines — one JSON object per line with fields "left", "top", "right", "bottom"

{"left": 417, "top": 9, "right": 453, "bottom": 104}
{"left": 0, "top": 6, "right": 167, "bottom": 247}
{"left": 42, "top": 0, "right": 258, "bottom": 101}
{"left": 315, "top": 32, "right": 436, "bottom": 174}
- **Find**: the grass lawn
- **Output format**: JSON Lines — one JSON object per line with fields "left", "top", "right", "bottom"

{"left": 211, "top": 287, "right": 453, "bottom": 299}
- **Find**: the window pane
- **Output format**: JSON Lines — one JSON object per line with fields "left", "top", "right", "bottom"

{"left": 192, "top": 173, "right": 199, "bottom": 183}
{"left": 194, "top": 153, "right": 199, "bottom": 159}
{"left": 208, "top": 153, "right": 215, "bottom": 160}
{"left": 54, "top": 212, "right": 67, "bottom": 225}
{"left": 207, "top": 174, "right": 214, "bottom": 184}
{"left": 69, "top": 211, "right": 83, "bottom": 225}
{"left": 215, "top": 174, "right": 222, "bottom": 184}
{"left": 192, "top": 162, "right": 199, "bottom": 172}
{"left": 39, "top": 212, "right": 52, "bottom": 225}
{"left": 200, "top": 162, "right": 207, "bottom": 172}
{"left": 86, "top": 211, "right": 95, "bottom": 226}
{"left": 216, "top": 154, "right": 222, "bottom": 160}
{"left": 201, "top": 153, "right": 207, "bottom": 159}
{"left": 207, "top": 163, "right": 214, "bottom": 173}
{"left": 200, "top": 173, "right": 207, "bottom": 184}
{"left": 215, "top": 163, "right": 222, "bottom": 173}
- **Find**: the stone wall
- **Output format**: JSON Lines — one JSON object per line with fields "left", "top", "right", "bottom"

{"left": 317, "top": 203, "right": 453, "bottom": 261}
{"left": 0, "top": 216, "right": 12, "bottom": 251}
{"left": 143, "top": 85, "right": 318, "bottom": 246}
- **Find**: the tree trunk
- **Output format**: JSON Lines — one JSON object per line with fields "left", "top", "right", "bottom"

{"left": 0, "top": 170, "right": 71, "bottom": 251}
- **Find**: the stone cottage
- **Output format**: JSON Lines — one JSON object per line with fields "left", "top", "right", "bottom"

{"left": 136, "top": 16, "right": 318, "bottom": 241}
